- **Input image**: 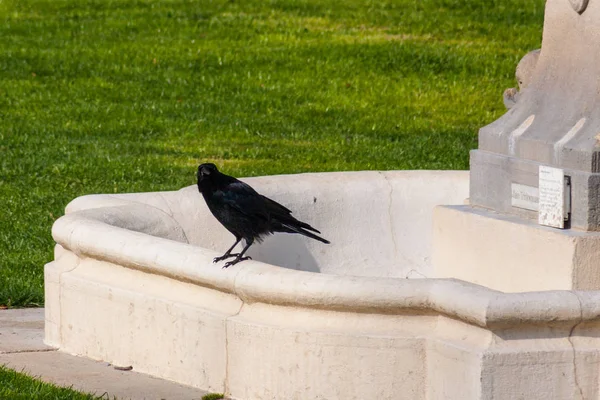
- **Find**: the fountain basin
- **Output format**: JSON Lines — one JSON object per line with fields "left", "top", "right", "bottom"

{"left": 45, "top": 171, "right": 600, "bottom": 399}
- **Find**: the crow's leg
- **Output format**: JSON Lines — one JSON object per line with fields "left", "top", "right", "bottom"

{"left": 223, "top": 238, "right": 254, "bottom": 268}
{"left": 213, "top": 237, "right": 242, "bottom": 263}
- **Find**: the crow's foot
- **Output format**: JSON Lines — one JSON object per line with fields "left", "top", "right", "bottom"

{"left": 223, "top": 256, "right": 252, "bottom": 269}
{"left": 213, "top": 253, "right": 240, "bottom": 263}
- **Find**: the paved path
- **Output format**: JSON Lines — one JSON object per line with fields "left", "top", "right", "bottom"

{"left": 0, "top": 308, "right": 211, "bottom": 400}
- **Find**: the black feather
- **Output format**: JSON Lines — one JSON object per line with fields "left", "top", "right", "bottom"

{"left": 197, "top": 163, "right": 330, "bottom": 268}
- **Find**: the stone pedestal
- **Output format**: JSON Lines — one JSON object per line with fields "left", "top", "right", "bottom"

{"left": 434, "top": 0, "right": 600, "bottom": 294}
{"left": 469, "top": 0, "right": 600, "bottom": 232}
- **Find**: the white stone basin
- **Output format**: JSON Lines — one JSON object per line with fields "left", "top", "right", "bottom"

{"left": 59, "top": 170, "right": 469, "bottom": 279}
{"left": 45, "top": 170, "right": 600, "bottom": 400}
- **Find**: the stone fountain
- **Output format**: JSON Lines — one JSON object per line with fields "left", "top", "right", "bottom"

{"left": 45, "top": 1, "right": 600, "bottom": 399}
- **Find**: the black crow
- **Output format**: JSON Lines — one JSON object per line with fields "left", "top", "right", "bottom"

{"left": 197, "top": 163, "right": 330, "bottom": 268}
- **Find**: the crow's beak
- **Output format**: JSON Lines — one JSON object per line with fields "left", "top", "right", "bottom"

{"left": 199, "top": 167, "right": 211, "bottom": 177}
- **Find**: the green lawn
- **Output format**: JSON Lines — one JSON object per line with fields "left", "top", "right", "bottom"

{"left": 0, "top": 365, "right": 224, "bottom": 399}
{"left": 0, "top": 365, "right": 106, "bottom": 399}
{"left": 0, "top": 0, "right": 544, "bottom": 308}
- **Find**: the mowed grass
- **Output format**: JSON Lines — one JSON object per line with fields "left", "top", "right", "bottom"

{"left": 0, "top": 365, "right": 227, "bottom": 399}
{"left": 0, "top": 0, "right": 544, "bottom": 307}
{"left": 0, "top": 365, "right": 107, "bottom": 399}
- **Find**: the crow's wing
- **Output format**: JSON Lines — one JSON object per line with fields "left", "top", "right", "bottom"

{"left": 212, "top": 179, "right": 329, "bottom": 243}
{"left": 215, "top": 179, "right": 322, "bottom": 234}
{"left": 213, "top": 180, "right": 270, "bottom": 221}
{"left": 261, "top": 195, "right": 322, "bottom": 234}
{"left": 260, "top": 195, "right": 292, "bottom": 215}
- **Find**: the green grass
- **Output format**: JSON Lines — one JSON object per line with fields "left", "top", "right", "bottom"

{"left": 0, "top": 365, "right": 109, "bottom": 399}
{"left": 202, "top": 394, "right": 224, "bottom": 400}
{"left": 0, "top": 365, "right": 223, "bottom": 400}
{"left": 0, "top": 0, "right": 544, "bottom": 307}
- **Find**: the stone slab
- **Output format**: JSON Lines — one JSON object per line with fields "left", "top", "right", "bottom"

{"left": 432, "top": 205, "right": 600, "bottom": 292}
{"left": 0, "top": 308, "right": 50, "bottom": 354}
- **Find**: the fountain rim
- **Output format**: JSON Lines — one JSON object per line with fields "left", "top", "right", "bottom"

{"left": 51, "top": 193, "right": 599, "bottom": 330}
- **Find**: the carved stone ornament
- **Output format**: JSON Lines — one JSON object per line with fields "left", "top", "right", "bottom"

{"left": 569, "top": 0, "right": 589, "bottom": 13}
{"left": 502, "top": 49, "right": 540, "bottom": 110}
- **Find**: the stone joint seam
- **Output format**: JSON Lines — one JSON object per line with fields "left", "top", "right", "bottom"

{"left": 57, "top": 249, "right": 81, "bottom": 349}
{"left": 568, "top": 291, "right": 585, "bottom": 400}
{"left": 223, "top": 268, "right": 246, "bottom": 396}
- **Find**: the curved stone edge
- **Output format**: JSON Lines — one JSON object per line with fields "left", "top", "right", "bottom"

{"left": 51, "top": 202, "right": 600, "bottom": 329}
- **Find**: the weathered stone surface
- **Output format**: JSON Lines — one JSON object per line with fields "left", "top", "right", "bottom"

{"left": 433, "top": 205, "right": 600, "bottom": 292}
{"left": 0, "top": 308, "right": 210, "bottom": 400}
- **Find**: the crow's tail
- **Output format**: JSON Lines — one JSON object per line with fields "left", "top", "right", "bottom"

{"left": 280, "top": 223, "right": 330, "bottom": 244}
